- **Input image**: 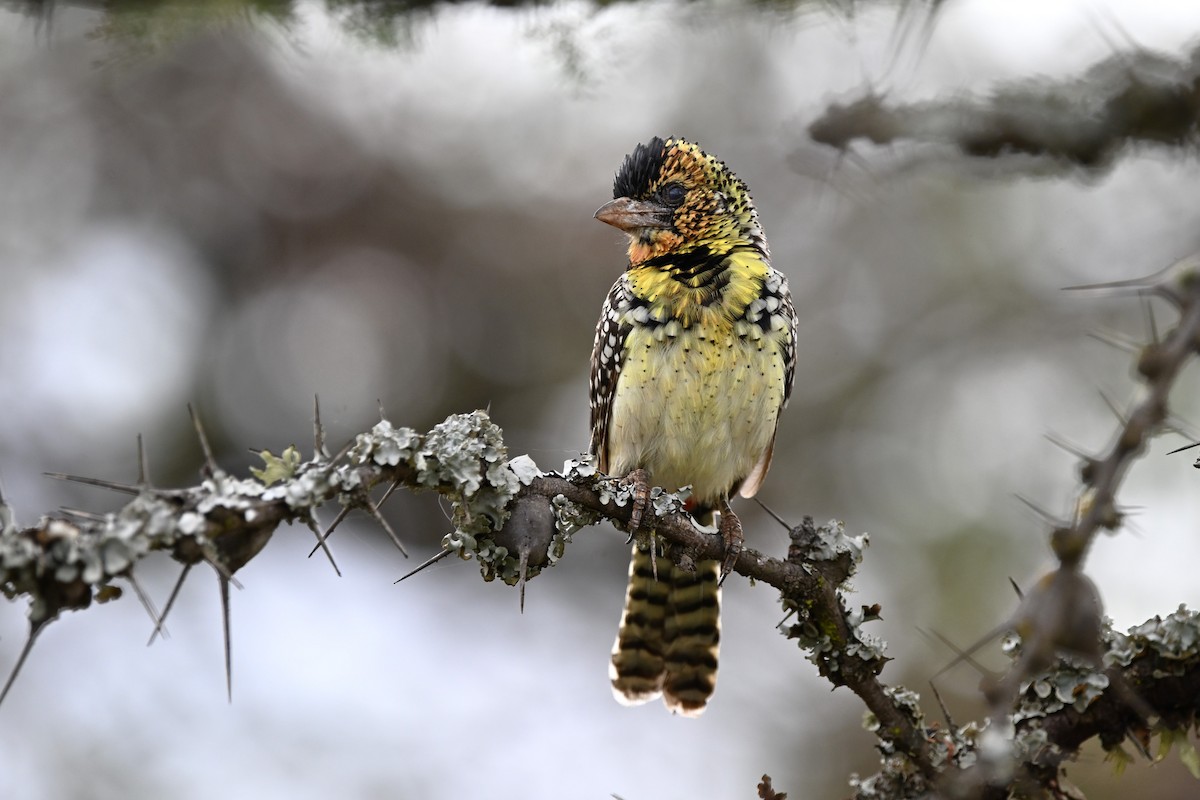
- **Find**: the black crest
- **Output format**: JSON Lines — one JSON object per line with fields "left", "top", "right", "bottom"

{"left": 612, "top": 137, "right": 667, "bottom": 200}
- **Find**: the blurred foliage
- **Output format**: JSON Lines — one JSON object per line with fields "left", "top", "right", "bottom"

{"left": 10, "top": 0, "right": 860, "bottom": 50}
{"left": 13, "top": 0, "right": 543, "bottom": 49}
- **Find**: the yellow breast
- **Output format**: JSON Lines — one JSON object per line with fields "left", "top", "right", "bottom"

{"left": 606, "top": 321, "right": 788, "bottom": 505}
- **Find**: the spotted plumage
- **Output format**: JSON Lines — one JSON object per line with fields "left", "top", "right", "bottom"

{"left": 590, "top": 137, "right": 796, "bottom": 716}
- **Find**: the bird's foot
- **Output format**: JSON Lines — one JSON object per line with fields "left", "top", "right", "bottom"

{"left": 718, "top": 504, "right": 743, "bottom": 585}
{"left": 622, "top": 468, "right": 650, "bottom": 544}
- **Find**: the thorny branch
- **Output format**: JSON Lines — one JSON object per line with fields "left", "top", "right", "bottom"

{"left": 810, "top": 44, "right": 1200, "bottom": 174}
{"left": 1054, "top": 258, "right": 1200, "bottom": 567}
{"left": 0, "top": 404, "right": 928, "bottom": 776}
{"left": 3, "top": 258, "right": 1200, "bottom": 797}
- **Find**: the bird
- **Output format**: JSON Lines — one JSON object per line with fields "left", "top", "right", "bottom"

{"left": 589, "top": 136, "right": 797, "bottom": 716}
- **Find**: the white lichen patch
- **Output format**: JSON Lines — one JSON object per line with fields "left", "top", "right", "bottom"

{"left": 1106, "top": 605, "right": 1200, "bottom": 668}
{"left": 808, "top": 518, "right": 868, "bottom": 567}
{"left": 349, "top": 419, "right": 423, "bottom": 468}
{"left": 506, "top": 455, "right": 541, "bottom": 486}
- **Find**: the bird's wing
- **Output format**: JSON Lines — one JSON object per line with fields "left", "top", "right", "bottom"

{"left": 738, "top": 267, "right": 797, "bottom": 499}
{"left": 589, "top": 275, "right": 633, "bottom": 474}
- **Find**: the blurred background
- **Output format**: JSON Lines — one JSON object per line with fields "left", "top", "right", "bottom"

{"left": 1, "top": 0, "right": 1199, "bottom": 797}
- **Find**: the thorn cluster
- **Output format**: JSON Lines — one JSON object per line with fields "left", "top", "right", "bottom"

{"left": 0, "top": 407, "right": 522, "bottom": 705}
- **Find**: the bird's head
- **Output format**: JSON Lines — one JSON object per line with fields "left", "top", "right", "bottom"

{"left": 595, "top": 136, "right": 766, "bottom": 268}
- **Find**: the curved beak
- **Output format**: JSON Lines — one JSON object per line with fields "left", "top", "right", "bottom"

{"left": 594, "top": 197, "right": 672, "bottom": 232}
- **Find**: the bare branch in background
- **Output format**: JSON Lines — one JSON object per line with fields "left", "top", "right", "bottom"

{"left": 810, "top": 45, "right": 1200, "bottom": 173}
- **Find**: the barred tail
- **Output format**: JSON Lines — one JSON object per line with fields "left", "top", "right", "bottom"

{"left": 662, "top": 556, "right": 720, "bottom": 716}
{"left": 609, "top": 543, "right": 721, "bottom": 716}
{"left": 610, "top": 545, "right": 669, "bottom": 705}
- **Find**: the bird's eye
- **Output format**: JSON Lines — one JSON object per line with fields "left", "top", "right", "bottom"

{"left": 660, "top": 183, "right": 686, "bottom": 207}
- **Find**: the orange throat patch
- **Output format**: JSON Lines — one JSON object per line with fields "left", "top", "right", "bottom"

{"left": 628, "top": 230, "right": 684, "bottom": 267}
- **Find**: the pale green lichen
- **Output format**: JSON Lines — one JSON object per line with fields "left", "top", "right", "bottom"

{"left": 442, "top": 529, "right": 478, "bottom": 558}
{"left": 545, "top": 527, "right": 573, "bottom": 566}
{"left": 474, "top": 540, "right": 512, "bottom": 582}
{"left": 349, "top": 419, "right": 423, "bottom": 468}
{"left": 551, "top": 493, "right": 597, "bottom": 538}
{"left": 426, "top": 413, "right": 520, "bottom": 535}
{"left": 459, "top": 451, "right": 671, "bottom": 586}
{"left": 846, "top": 609, "right": 1198, "bottom": 798}
{"left": 862, "top": 685, "right": 922, "bottom": 739}
{"left": 0, "top": 528, "right": 37, "bottom": 572}
{"left": 345, "top": 412, "right": 522, "bottom": 548}
{"left": 848, "top": 750, "right": 927, "bottom": 800}
{"left": 196, "top": 477, "right": 260, "bottom": 521}
{"left": 595, "top": 476, "right": 631, "bottom": 508}
{"left": 779, "top": 519, "right": 881, "bottom": 670}
{"left": 1, "top": 412, "right": 547, "bottom": 636}
{"left": 1106, "top": 605, "right": 1200, "bottom": 669}
{"left": 250, "top": 446, "right": 302, "bottom": 485}
{"left": 262, "top": 460, "right": 345, "bottom": 512}
{"left": 649, "top": 485, "right": 690, "bottom": 517}
{"left": 110, "top": 494, "right": 179, "bottom": 542}
{"left": 886, "top": 685, "right": 923, "bottom": 724}
{"left": 177, "top": 511, "right": 207, "bottom": 536}
{"left": 1004, "top": 628, "right": 1105, "bottom": 722}
{"left": 843, "top": 604, "right": 887, "bottom": 663}
{"left": 0, "top": 496, "right": 14, "bottom": 538}
{"left": 806, "top": 518, "right": 868, "bottom": 568}
{"left": 851, "top": 715, "right": 997, "bottom": 798}
{"left": 3, "top": 495, "right": 195, "bottom": 623}
{"left": 1012, "top": 653, "right": 1109, "bottom": 722}
{"left": 562, "top": 455, "right": 597, "bottom": 478}
{"left": 554, "top": 457, "right": 603, "bottom": 535}
{"left": 1008, "top": 608, "right": 1200, "bottom": 724}
{"left": 437, "top": 448, "right": 552, "bottom": 584}
{"left": 422, "top": 413, "right": 516, "bottom": 499}
{"left": 791, "top": 620, "right": 836, "bottom": 666}
{"left": 468, "top": 452, "right": 608, "bottom": 584}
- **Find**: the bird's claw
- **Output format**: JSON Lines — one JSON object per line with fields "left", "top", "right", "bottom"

{"left": 718, "top": 506, "right": 743, "bottom": 586}
{"left": 623, "top": 468, "right": 650, "bottom": 544}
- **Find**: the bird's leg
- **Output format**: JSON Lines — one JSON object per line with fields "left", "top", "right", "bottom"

{"left": 623, "top": 469, "right": 657, "bottom": 579}
{"left": 622, "top": 468, "right": 651, "bottom": 544}
{"left": 717, "top": 499, "right": 743, "bottom": 585}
